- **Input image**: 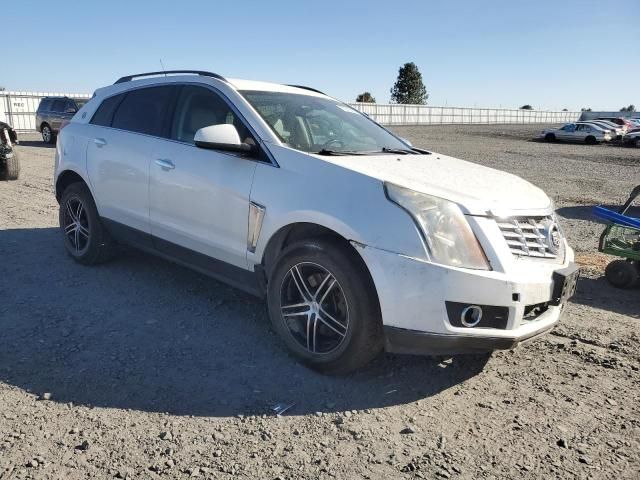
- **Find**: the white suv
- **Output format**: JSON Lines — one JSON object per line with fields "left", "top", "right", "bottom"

{"left": 54, "top": 70, "right": 578, "bottom": 373}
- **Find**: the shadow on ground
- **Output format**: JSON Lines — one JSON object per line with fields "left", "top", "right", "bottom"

{"left": 572, "top": 275, "right": 640, "bottom": 318}
{"left": 0, "top": 227, "right": 489, "bottom": 417}
{"left": 16, "top": 139, "right": 54, "bottom": 148}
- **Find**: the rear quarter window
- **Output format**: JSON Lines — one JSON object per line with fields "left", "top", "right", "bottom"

{"left": 38, "top": 99, "right": 52, "bottom": 112}
{"left": 90, "top": 94, "right": 125, "bottom": 127}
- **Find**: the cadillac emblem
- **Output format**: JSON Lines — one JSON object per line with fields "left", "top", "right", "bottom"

{"left": 547, "top": 222, "right": 562, "bottom": 254}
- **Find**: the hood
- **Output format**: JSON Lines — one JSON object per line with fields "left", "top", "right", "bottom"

{"left": 316, "top": 152, "right": 552, "bottom": 216}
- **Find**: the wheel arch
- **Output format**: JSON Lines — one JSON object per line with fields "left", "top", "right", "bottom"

{"left": 260, "top": 221, "right": 380, "bottom": 306}
{"left": 55, "top": 169, "right": 90, "bottom": 203}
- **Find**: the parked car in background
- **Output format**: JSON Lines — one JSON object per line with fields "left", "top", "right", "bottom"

{"left": 36, "top": 96, "right": 89, "bottom": 144}
{"left": 597, "top": 117, "right": 632, "bottom": 132}
{"left": 623, "top": 130, "right": 640, "bottom": 147}
{"left": 583, "top": 120, "right": 624, "bottom": 138}
{"left": 53, "top": 70, "right": 577, "bottom": 373}
{"left": 541, "top": 122, "right": 611, "bottom": 144}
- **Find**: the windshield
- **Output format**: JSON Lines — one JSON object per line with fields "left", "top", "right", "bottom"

{"left": 240, "top": 90, "right": 409, "bottom": 154}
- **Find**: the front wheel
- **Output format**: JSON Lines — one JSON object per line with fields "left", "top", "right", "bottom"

{"left": 267, "top": 238, "right": 383, "bottom": 374}
{"left": 545, "top": 133, "right": 556, "bottom": 142}
{"left": 59, "top": 182, "right": 115, "bottom": 265}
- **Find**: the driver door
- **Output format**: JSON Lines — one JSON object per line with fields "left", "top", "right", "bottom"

{"left": 149, "top": 85, "right": 258, "bottom": 269}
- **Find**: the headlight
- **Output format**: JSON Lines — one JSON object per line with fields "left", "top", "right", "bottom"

{"left": 385, "top": 183, "right": 491, "bottom": 270}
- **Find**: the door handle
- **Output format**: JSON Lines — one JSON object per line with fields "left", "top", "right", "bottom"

{"left": 155, "top": 159, "right": 175, "bottom": 170}
{"left": 93, "top": 138, "right": 107, "bottom": 148}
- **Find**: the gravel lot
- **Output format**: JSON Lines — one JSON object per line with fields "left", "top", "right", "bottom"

{"left": 1, "top": 125, "right": 638, "bottom": 480}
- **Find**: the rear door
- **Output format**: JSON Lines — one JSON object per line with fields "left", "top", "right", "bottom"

{"left": 85, "top": 86, "right": 174, "bottom": 243}
{"left": 148, "top": 84, "right": 258, "bottom": 269}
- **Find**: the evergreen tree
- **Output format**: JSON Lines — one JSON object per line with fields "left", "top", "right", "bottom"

{"left": 390, "top": 63, "right": 428, "bottom": 105}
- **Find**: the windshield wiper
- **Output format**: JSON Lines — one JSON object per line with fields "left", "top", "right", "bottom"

{"left": 316, "top": 149, "right": 367, "bottom": 156}
{"left": 380, "top": 147, "right": 429, "bottom": 155}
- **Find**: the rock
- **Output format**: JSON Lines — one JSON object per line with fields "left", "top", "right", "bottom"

{"left": 557, "top": 438, "right": 568, "bottom": 448}
{"left": 26, "top": 459, "right": 39, "bottom": 468}
{"left": 214, "top": 449, "right": 222, "bottom": 457}
{"left": 75, "top": 440, "right": 90, "bottom": 451}
{"left": 159, "top": 431, "right": 173, "bottom": 441}
{"left": 400, "top": 426, "right": 416, "bottom": 435}
{"left": 344, "top": 411, "right": 352, "bottom": 418}
{"left": 605, "top": 398, "right": 618, "bottom": 406}
{"left": 69, "top": 427, "right": 79, "bottom": 434}
{"left": 579, "top": 456, "right": 592, "bottom": 465}
{"left": 40, "top": 392, "right": 52, "bottom": 401}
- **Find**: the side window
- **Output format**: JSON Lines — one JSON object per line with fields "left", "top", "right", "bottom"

{"left": 90, "top": 94, "right": 125, "bottom": 127}
{"left": 575, "top": 125, "right": 584, "bottom": 131}
{"left": 64, "top": 99, "right": 77, "bottom": 113}
{"left": 170, "top": 86, "right": 254, "bottom": 145}
{"left": 112, "top": 86, "right": 173, "bottom": 136}
{"left": 38, "top": 99, "right": 52, "bottom": 112}
{"left": 51, "top": 99, "right": 66, "bottom": 112}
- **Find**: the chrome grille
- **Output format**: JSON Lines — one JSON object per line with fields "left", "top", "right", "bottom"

{"left": 497, "top": 216, "right": 559, "bottom": 259}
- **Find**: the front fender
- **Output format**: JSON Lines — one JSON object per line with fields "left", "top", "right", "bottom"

{"left": 247, "top": 148, "right": 427, "bottom": 268}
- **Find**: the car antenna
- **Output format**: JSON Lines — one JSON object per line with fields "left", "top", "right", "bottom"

{"left": 159, "top": 59, "right": 167, "bottom": 77}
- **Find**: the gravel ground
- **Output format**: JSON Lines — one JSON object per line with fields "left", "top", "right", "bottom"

{"left": 1, "top": 126, "right": 638, "bottom": 480}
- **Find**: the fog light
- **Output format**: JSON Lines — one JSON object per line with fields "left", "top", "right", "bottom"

{"left": 460, "top": 305, "right": 483, "bottom": 327}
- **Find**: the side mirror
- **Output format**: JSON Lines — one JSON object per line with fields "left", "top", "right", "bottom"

{"left": 194, "top": 124, "right": 257, "bottom": 155}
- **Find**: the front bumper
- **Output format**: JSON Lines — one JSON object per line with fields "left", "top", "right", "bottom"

{"left": 384, "top": 322, "right": 556, "bottom": 355}
{"left": 358, "top": 240, "right": 576, "bottom": 356}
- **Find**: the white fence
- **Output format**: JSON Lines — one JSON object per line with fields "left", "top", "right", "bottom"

{"left": 348, "top": 103, "right": 581, "bottom": 125}
{"left": 0, "top": 91, "right": 91, "bottom": 131}
{"left": 1, "top": 90, "right": 582, "bottom": 131}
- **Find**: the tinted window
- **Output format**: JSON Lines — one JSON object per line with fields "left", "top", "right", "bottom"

{"left": 38, "top": 99, "right": 52, "bottom": 112}
{"left": 90, "top": 94, "right": 125, "bottom": 127}
{"left": 170, "top": 86, "right": 253, "bottom": 145}
{"left": 112, "top": 86, "right": 173, "bottom": 136}
{"left": 51, "top": 99, "right": 66, "bottom": 112}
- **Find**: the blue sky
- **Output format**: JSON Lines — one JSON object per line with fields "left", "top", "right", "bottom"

{"left": 3, "top": 0, "right": 638, "bottom": 110}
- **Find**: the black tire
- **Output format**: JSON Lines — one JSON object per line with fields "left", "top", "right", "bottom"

{"left": 59, "top": 182, "right": 115, "bottom": 265}
{"left": 634, "top": 137, "right": 640, "bottom": 148}
{"left": 1, "top": 149, "right": 19, "bottom": 180}
{"left": 604, "top": 260, "right": 638, "bottom": 289}
{"left": 585, "top": 135, "right": 597, "bottom": 145}
{"left": 41, "top": 124, "right": 55, "bottom": 144}
{"left": 267, "top": 238, "right": 383, "bottom": 374}
{"left": 545, "top": 133, "right": 556, "bottom": 142}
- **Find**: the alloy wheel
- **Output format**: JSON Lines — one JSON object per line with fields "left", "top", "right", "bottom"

{"left": 42, "top": 126, "right": 51, "bottom": 143}
{"left": 279, "top": 262, "right": 349, "bottom": 354}
{"left": 63, "top": 197, "right": 90, "bottom": 253}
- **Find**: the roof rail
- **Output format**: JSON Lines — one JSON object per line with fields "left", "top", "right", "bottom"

{"left": 286, "top": 84, "right": 326, "bottom": 95}
{"left": 114, "top": 70, "right": 226, "bottom": 85}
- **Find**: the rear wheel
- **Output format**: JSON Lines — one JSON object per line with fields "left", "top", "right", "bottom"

{"left": 267, "top": 238, "right": 383, "bottom": 374}
{"left": 42, "top": 124, "right": 55, "bottom": 144}
{"left": 59, "top": 182, "right": 115, "bottom": 265}
{"left": 585, "top": 135, "right": 597, "bottom": 145}
{"left": 604, "top": 260, "right": 638, "bottom": 288}
{"left": 545, "top": 133, "right": 556, "bottom": 142}
{"left": 634, "top": 137, "right": 640, "bottom": 148}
